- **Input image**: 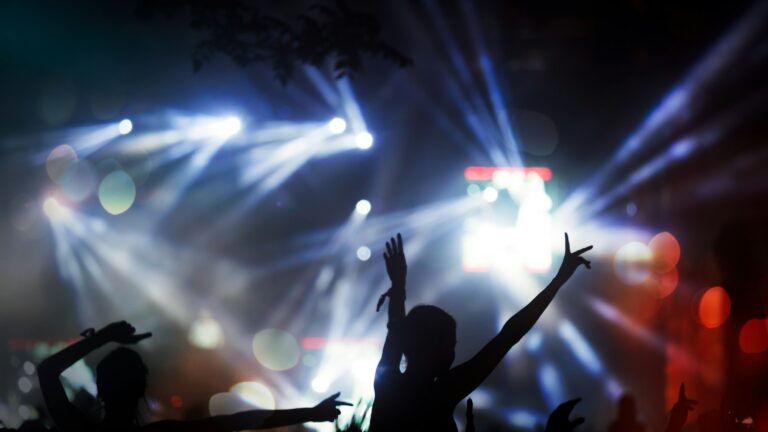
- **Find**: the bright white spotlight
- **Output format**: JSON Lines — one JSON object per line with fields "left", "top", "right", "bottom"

{"left": 42, "top": 197, "right": 71, "bottom": 220}
{"left": 355, "top": 132, "right": 373, "bottom": 149}
{"left": 482, "top": 186, "right": 499, "bottom": 203}
{"left": 214, "top": 116, "right": 242, "bottom": 137}
{"left": 356, "top": 246, "right": 372, "bottom": 261}
{"left": 355, "top": 199, "right": 371, "bottom": 215}
{"left": 311, "top": 375, "right": 330, "bottom": 393}
{"left": 118, "top": 119, "right": 133, "bottom": 135}
{"left": 328, "top": 117, "right": 347, "bottom": 134}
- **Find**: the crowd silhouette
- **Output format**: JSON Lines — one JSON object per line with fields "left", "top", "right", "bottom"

{"left": 1, "top": 231, "right": 764, "bottom": 432}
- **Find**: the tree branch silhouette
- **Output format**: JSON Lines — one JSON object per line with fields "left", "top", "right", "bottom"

{"left": 135, "top": 0, "right": 413, "bottom": 85}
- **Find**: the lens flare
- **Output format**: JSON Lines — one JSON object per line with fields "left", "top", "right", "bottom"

{"left": 46, "top": 144, "right": 78, "bottom": 183}
{"left": 698, "top": 286, "right": 731, "bottom": 329}
{"left": 613, "top": 242, "right": 653, "bottom": 285}
{"left": 252, "top": 328, "right": 300, "bottom": 371}
{"left": 98, "top": 170, "right": 136, "bottom": 215}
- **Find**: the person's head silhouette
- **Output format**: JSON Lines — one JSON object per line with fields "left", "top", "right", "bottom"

{"left": 402, "top": 305, "right": 457, "bottom": 378}
{"left": 96, "top": 347, "right": 148, "bottom": 424}
{"left": 617, "top": 394, "right": 639, "bottom": 420}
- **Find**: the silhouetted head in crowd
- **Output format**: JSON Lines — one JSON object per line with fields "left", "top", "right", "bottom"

{"left": 617, "top": 394, "right": 638, "bottom": 419}
{"left": 17, "top": 420, "right": 48, "bottom": 432}
{"left": 96, "top": 347, "right": 148, "bottom": 424}
{"left": 403, "top": 305, "right": 456, "bottom": 378}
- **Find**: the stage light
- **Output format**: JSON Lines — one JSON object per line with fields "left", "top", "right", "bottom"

{"left": 355, "top": 132, "right": 373, "bottom": 149}
{"left": 43, "top": 197, "right": 71, "bottom": 220}
{"left": 356, "top": 246, "right": 372, "bottom": 261}
{"left": 355, "top": 199, "right": 371, "bottom": 215}
{"left": 463, "top": 167, "right": 554, "bottom": 273}
{"left": 482, "top": 186, "right": 499, "bottom": 203}
{"left": 311, "top": 375, "right": 330, "bottom": 393}
{"left": 328, "top": 117, "right": 347, "bottom": 134}
{"left": 118, "top": 118, "right": 133, "bottom": 135}
{"left": 252, "top": 328, "right": 300, "bottom": 371}
{"left": 23, "top": 361, "right": 35, "bottom": 375}
{"left": 212, "top": 116, "right": 242, "bottom": 137}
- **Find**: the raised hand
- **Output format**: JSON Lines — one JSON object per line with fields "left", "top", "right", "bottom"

{"left": 466, "top": 398, "right": 475, "bottom": 432}
{"left": 555, "top": 233, "right": 592, "bottom": 281}
{"left": 99, "top": 321, "right": 152, "bottom": 344}
{"left": 383, "top": 233, "right": 407, "bottom": 287}
{"left": 666, "top": 383, "right": 698, "bottom": 432}
{"left": 311, "top": 392, "right": 352, "bottom": 422}
{"left": 545, "top": 398, "right": 585, "bottom": 432}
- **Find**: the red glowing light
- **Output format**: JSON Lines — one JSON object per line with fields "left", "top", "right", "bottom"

{"left": 170, "top": 395, "right": 184, "bottom": 408}
{"left": 655, "top": 268, "right": 679, "bottom": 299}
{"left": 698, "top": 286, "right": 731, "bottom": 329}
{"left": 464, "top": 166, "right": 552, "bottom": 182}
{"left": 739, "top": 319, "right": 768, "bottom": 354}
{"left": 649, "top": 232, "right": 681, "bottom": 273}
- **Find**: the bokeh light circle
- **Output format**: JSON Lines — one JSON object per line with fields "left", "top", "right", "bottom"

{"left": 739, "top": 319, "right": 768, "bottom": 354}
{"left": 230, "top": 382, "right": 275, "bottom": 410}
{"left": 252, "top": 328, "right": 300, "bottom": 371}
{"left": 698, "top": 286, "right": 731, "bottom": 329}
{"left": 357, "top": 246, "right": 372, "bottom": 261}
{"left": 209, "top": 392, "right": 264, "bottom": 416}
{"left": 613, "top": 242, "right": 653, "bottom": 285}
{"left": 654, "top": 268, "right": 679, "bottom": 299}
{"left": 98, "top": 170, "right": 136, "bottom": 215}
{"left": 59, "top": 160, "right": 97, "bottom": 202}
{"left": 649, "top": 232, "right": 681, "bottom": 273}
{"left": 46, "top": 145, "right": 78, "bottom": 183}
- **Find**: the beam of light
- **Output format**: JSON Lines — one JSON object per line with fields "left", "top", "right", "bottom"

{"left": 537, "top": 362, "right": 565, "bottom": 411}
{"left": 335, "top": 77, "right": 368, "bottom": 135}
{"left": 419, "top": 0, "right": 513, "bottom": 164}
{"left": 558, "top": 320, "right": 603, "bottom": 375}
{"left": 302, "top": 66, "right": 341, "bottom": 108}
{"left": 46, "top": 209, "right": 314, "bottom": 410}
{"left": 505, "top": 408, "right": 545, "bottom": 430}
{"left": 33, "top": 123, "right": 124, "bottom": 163}
{"left": 459, "top": 0, "right": 522, "bottom": 167}
{"left": 589, "top": 297, "right": 701, "bottom": 377}
{"left": 568, "top": 87, "right": 768, "bottom": 221}
{"left": 557, "top": 1, "right": 768, "bottom": 220}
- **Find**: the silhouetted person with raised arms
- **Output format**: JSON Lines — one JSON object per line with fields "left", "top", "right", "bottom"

{"left": 38, "top": 321, "right": 349, "bottom": 432}
{"left": 370, "top": 233, "right": 592, "bottom": 432}
{"left": 608, "top": 394, "right": 645, "bottom": 432}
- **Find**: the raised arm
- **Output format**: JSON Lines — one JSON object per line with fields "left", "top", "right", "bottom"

{"left": 375, "top": 234, "right": 408, "bottom": 379}
{"left": 664, "top": 383, "right": 697, "bottom": 432}
{"left": 38, "top": 321, "right": 150, "bottom": 432}
{"left": 443, "top": 233, "right": 592, "bottom": 402}
{"left": 146, "top": 393, "right": 350, "bottom": 432}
